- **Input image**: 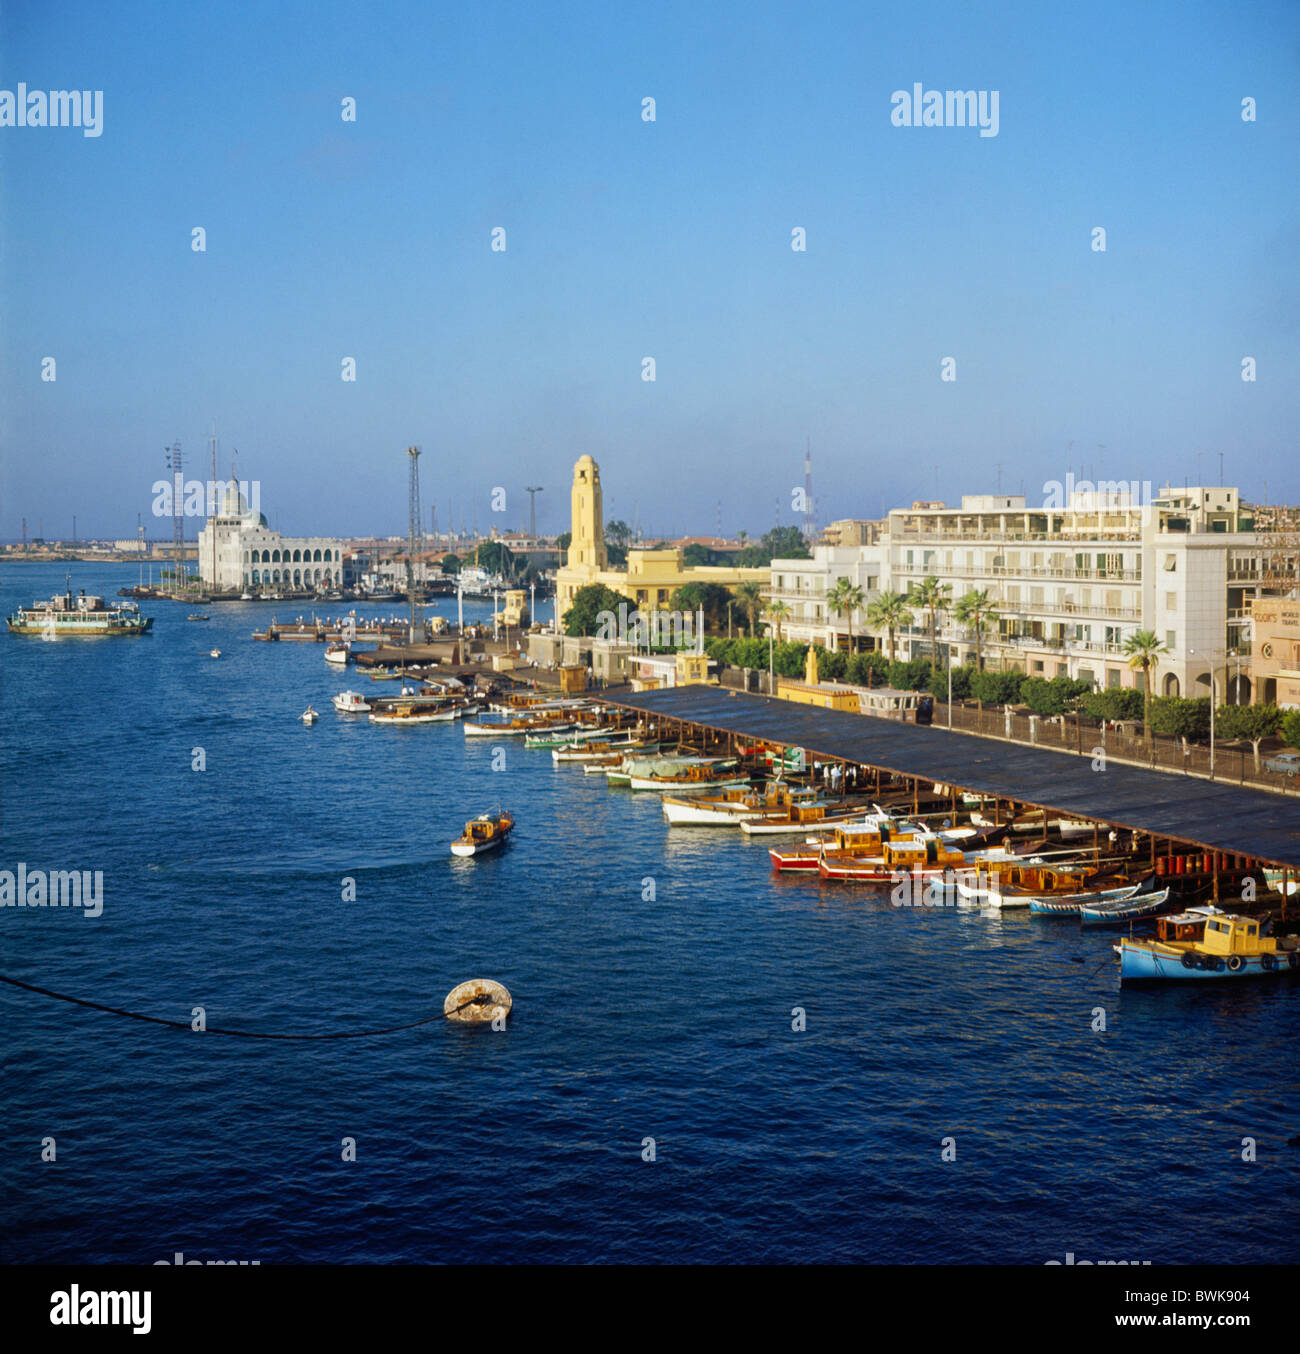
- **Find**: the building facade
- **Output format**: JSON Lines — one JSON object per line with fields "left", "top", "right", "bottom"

{"left": 196, "top": 481, "right": 348, "bottom": 593}
{"left": 554, "top": 455, "right": 768, "bottom": 621}
{"left": 768, "top": 520, "right": 887, "bottom": 650}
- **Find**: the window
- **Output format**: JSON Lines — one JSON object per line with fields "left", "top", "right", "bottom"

{"left": 1033, "top": 660, "right": 1044, "bottom": 672}
{"left": 1163, "top": 554, "right": 1176, "bottom": 572}
{"left": 1166, "top": 631, "right": 1176, "bottom": 651}
{"left": 1165, "top": 592, "right": 1177, "bottom": 611}
{"left": 1107, "top": 669, "right": 1121, "bottom": 689}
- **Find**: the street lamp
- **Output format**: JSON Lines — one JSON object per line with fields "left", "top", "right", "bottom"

{"left": 1189, "top": 645, "right": 1232, "bottom": 778}
{"left": 941, "top": 626, "right": 961, "bottom": 730}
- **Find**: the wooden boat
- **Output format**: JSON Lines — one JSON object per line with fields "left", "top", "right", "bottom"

{"left": 970, "top": 811, "right": 1096, "bottom": 840}
{"left": 525, "top": 726, "right": 619, "bottom": 750}
{"left": 464, "top": 713, "right": 575, "bottom": 738}
{"left": 450, "top": 809, "right": 515, "bottom": 858}
{"left": 819, "top": 834, "right": 1027, "bottom": 885}
{"left": 324, "top": 642, "right": 351, "bottom": 665}
{"left": 740, "top": 797, "right": 901, "bottom": 837}
{"left": 1116, "top": 908, "right": 1300, "bottom": 982}
{"left": 554, "top": 738, "right": 658, "bottom": 764}
{"left": 333, "top": 690, "right": 371, "bottom": 714}
{"left": 368, "top": 702, "right": 449, "bottom": 725}
{"left": 1264, "top": 869, "right": 1299, "bottom": 898}
{"left": 955, "top": 860, "right": 1130, "bottom": 908}
{"left": 187, "top": 613, "right": 210, "bottom": 621}
{"left": 1078, "top": 886, "right": 1175, "bottom": 926}
{"left": 606, "top": 754, "right": 729, "bottom": 786}
{"left": 628, "top": 763, "right": 751, "bottom": 793}
{"left": 662, "top": 781, "right": 819, "bottom": 826}
{"left": 768, "top": 814, "right": 921, "bottom": 871}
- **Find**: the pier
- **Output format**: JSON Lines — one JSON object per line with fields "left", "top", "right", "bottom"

{"left": 602, "top": 686, "right": 1300, "bottom": 891}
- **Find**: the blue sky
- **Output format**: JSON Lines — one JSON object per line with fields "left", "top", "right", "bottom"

{"left": 2, "top": 0, "right": 1296, "bottom": 541}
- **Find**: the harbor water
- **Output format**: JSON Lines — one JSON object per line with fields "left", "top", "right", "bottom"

{"left": 2, "top": 563, "right": 1297, "bottom": 1264}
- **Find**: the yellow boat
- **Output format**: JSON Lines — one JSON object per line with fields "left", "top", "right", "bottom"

{"left": 451, "top": 810, "right": 515, "bottom": 858}
{"left": 1117, "top": 907, "right": 1300, "bottom": 981}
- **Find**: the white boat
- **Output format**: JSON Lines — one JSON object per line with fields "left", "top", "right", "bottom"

{"left": 324, "top": 642, "right": 351, "bottom": 665}
{"left": 240, "top": 592, "right": 253, "bottom": 600}
{"left": 628, "top": 773, "right": 751, "bottom": 794}
{"left": 332, "top": 690, "right": 371, "bottom": 714}
{"left": 209, "top": 648, "right": 221, "bottom": 658}
{"left": 369, "top": 703, "right": 450, "bottom": 725}
{"left": 301, "top": 706, "right": 319, "bottom": 724}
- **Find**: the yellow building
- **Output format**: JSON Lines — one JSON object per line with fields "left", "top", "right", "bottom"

{"left": 1248, "top": 597, "right": 1300, "bottom": 709}
{"left": 554, "top": 455, "right": 768, "bottom": 622}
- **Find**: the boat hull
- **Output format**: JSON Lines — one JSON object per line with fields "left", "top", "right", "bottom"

{"left": 1118, "top": 942, "right": 1300, "bottom": 983}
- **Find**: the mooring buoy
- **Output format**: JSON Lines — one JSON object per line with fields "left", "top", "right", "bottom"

{"left": 444, "top": 979, "right": 512, "bottom": 1025}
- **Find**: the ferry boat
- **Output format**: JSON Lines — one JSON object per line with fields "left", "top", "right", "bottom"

{"left": 451, "top": 809, "right": 515, "bottom": 857}
{"left": 6, "top": 579, "right": 154, "bottom": 637}
{"left": 333, "top": 690, "right": 371, "bottom": 714}
{"left": 1116, "top": 908, "right": 1300, "bottom": 982}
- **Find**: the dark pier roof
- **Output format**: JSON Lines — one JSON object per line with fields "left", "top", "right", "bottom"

{"left": 608, "top": 686, "right": 1300, "bottom": 870}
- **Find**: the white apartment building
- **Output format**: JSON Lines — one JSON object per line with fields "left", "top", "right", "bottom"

{"left": 768, "top": 520, "right": 887, "bottom": 650}
{"left": 886, "top": 486, "right": 1275, "bottom": 698}
{"left": 196, "top": 480, "right": 347, "bottom": 593}
{"left": 769, "top": 488, "right": 1294, "bottom": 699}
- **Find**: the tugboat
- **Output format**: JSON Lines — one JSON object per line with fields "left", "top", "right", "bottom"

{"left": 6, "top": 575, "right": 154, "bottom": 637}
{"left": 451, "top": 809, "right": 515, "bottom": 858}
{"left": 1116, "top": 906, "right": 1300, "bottom": 982}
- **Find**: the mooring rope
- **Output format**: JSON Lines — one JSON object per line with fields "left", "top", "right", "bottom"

{"left": 0, "top": 974, "right": 496, "bottom": 1039}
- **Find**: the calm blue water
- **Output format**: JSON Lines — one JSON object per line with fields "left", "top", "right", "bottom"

{"left": 2, "top": 562, "right": 1297, "bottom": 1265}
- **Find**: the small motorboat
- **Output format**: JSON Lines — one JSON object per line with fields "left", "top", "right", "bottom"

{"left": 187, "top": 614, "right": 210, "bottom": 622}
{"left": 333, "top": 690, "right": 371, "bottom": 714}
{"left": 451, "top": 809, "right": 515, "bottom": 857}
{"left": 301, "top": 706, "right": 319, "bottom": 724}
{"left": 324, "top": 642, "right": 351, "bottom": 665}
{"left": 208, "top": 648, "right": 221, "bottom": 658}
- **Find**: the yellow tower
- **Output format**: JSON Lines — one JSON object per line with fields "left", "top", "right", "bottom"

{"left": 568, "top": 455, "right": 607, "bottom": 570}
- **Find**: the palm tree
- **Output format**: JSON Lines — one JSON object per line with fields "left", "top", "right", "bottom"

{"left": 764, "top": 599, "right": 791, "bottom": 644}
{"left": 865, "top": 591, "right": 913, "bottom": 663}
{"left": 734, "top": 580, "right": 764, "bottom": 637}
{"left": 1123, "top": 630, "right": 1166, "bottom": 746}
{"left": 954, "top": 587, "right": 1000, "bottom": 673}
{"left": 908, "top": 576, "right": 951, "bottom": 673}
{"left": 826, "top": 577, "right": 865, "bottom": 653}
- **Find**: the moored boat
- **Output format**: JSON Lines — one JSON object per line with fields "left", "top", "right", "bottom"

{"left": 332, "top": 689, "right": 371, "bottom": 714}
{"left": 451, "top": 809, "right": 515, "bottom": 857}
{"left": 1116, "top": 908, "right": 1300, "bottom": 982}
{"left": 324, "top": 642, "right": 351, "bottom": 665}
{"left": 1078, "top": 885, "right": 1175, "bottom": 926}
{"left": 369, "top": 701, "right": 450, "bottom": 725}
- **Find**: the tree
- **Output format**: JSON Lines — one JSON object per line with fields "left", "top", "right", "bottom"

{"left": 439, "top": 553, "right": 462, "bottom": 575}
{"left": 908, "top": 577, "right": 952, "bottom": 667}
{"left": 605, "top": 519, "right": 633, "bottom": 550}
{"left": 826, "top": 577, "right": 865, "bottom": 652}
{"left": 1123, "top": 630, "right": 1167, "bottom": 746}
{"left": 670, "top": 582, "right": 733, "bottom": 633}
{"left": 846, "top": 651, "right": 888, "bottom": 688}
{"left": 1283, "top": 709, "right": 1300, "bottom": 749}
{"left": 764, "top": 599, "right": 791, "bottom": 643}
{"left": 682, "top": 543, "right": 714, "bottom": 567}
{"left": 1148, "top": 696, "right": 1210, "bottom": 750}
{"left": 887, "top": 658, "right": 932, "bottom": 691}
{"left": 865, "top": 591, "right": 913, "bottom": 663}
{"left": 969, "top": 670, "right": 1024, "bottom": 707}
{"left": 562, "top": 583, "right": 627, "bottom": 638}
{"left": 471, "top": 540, "right": 516, "bottom": 579}
{"left": 954, "top": 588, "right": 1000, "bottom": 673}
{"left": 733, "top": 580, "right": 764, "bottom": 635}
{"left": 1216, "top": 702, "right": 1283, "bottom": 772}
{"left": 1020, "top": 676, "right": 1092, "bottom": 717}
{"left": 555, "top": 531, "right": 572, "bottom": 552}
{"left": 1079, "top": 688, "right": 1145, "bottom": 723}
{"left": 761, "top": 525, "right": 811, "bottom": 561}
